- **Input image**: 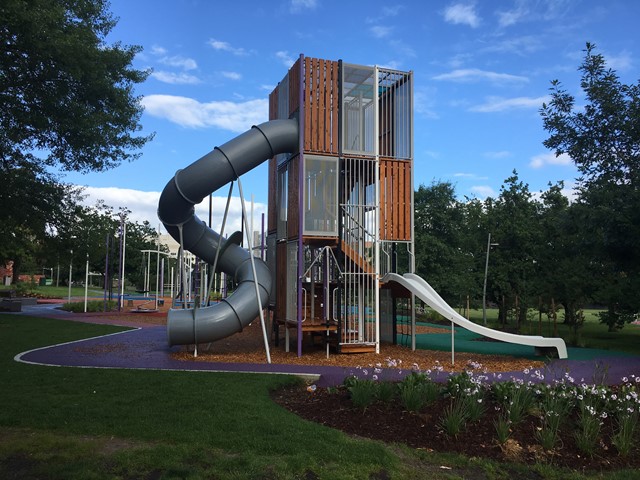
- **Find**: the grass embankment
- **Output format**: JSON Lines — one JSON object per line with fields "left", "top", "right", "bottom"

{"left": 1, "top": 315, "right": 639, "bottom": 479}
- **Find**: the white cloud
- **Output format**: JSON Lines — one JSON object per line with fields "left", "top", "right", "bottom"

{"left": 142, "top": 95, "right": 268, "bottom": 132}
{"left": 484, "top": 150, "right": 511, "bottom": 159}
{"left": 221, "top": 71, "right": 242, "bottom": 80}
{"left": 470, "top": 185, "right": 496, "bottom": 198}
{"left": 454, "top": 173, "right": 488, "bottom": 180}
{"left": 606, "top": 50, "right": 633, "bottom": 72}
{"left": 158, "top": 55, "right": 197, "bottom": 70}
{"left": 443, "top": 3, "right": 481, "bottom": 28}
{"left": 432, "top": 68, "right": 528, "bottom": 84}
{"left": 275, "top": 50, "right": 296, "bottom": 67}
{"left": 448, "top": 53, "right": 472, "bottom": 68}
{"left": 290, "top": 0, "right": 317, "bottom": 13}
{"left": 470, "top": 95, "right": 549, "bottom": 112}
{"left": 378, "top": 60, "right": 402, "bottom": 70}
{"left": 150, "top": 45, "right": 168, "bottom": 56}
{"left": 414, "top": 89, "right": 439, "bottom": 119}
{"left": 80, "top": 187, "right": 266, "bottom": 237}
{"left": 529, "top": 152, "right": 572, "bottom": 169}
{"left": 390, "top": 39, "right": 417, "bottom": 58}
{"left": 151, "top": 71, "right": 201, "bottom": 85}
{"left": 496, "top": 2, "right": 529, "bottom": 27}
{"left": 482, "top": 36, "right": 542, "bottom": 55}
{"left": 370, "top": 25, "right": 392, "bottom": 38}
{"left": 382, "top": 5, "right": 402, "bottom": 17}
{"left": 208, "top": 38, "right": 248, "bottom": 56}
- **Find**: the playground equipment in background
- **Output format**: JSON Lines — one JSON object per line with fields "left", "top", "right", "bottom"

{"left": 157, "top": 54, "right": 568, "bottom": 361}
{"left": 382, "top": 273, "right": 567, "bottom": 359}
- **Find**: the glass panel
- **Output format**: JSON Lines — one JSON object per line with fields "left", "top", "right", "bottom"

{"left": 286, "top": 241, "right": 298, "bottom": 321}
{"left": 277, "top": 167, "right": 288, "bottom": 240}
{"left": 303, "top": 155, "right": 338, "bottom": 236}
{"left": 342, "top": 64, "right": 375, "bottom": 155}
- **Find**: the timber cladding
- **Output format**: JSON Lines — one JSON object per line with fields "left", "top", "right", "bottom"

{"left": 379, "top": 158, "right": 412, "bottom": 241}
{"left": 303, "top": 57, "right": 339, "bottom": 155}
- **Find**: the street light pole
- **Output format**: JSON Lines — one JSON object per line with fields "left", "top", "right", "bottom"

{"left": 68, "top": 249, "right": 73, "bottom": 303}
{"left": 84, "top": 252, "right": 89, "bottom": 312}
{"left": 482, "top": 233, "right": 499, "bottom": 326}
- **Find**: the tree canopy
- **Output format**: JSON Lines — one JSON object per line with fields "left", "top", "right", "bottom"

{"left": 541, "top": 43, "right": 640, "bottom": 330}
{"left": 0, "top": 0, "right": 152, "bottom": 281}
{"left": 1, "top": 0, "right": 152, "bottom": 172}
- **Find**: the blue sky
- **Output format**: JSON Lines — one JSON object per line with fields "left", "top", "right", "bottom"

{"left": 62, "top": 0, "right": 640, "bottom": 231}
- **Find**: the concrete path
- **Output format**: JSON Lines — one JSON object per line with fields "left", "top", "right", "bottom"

{"left": 9, "top": 303, "right": 640, "bottom": 387}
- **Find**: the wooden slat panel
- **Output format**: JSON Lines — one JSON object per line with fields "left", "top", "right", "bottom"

{"left": 314, "top": 59, "right": 319, "bottom": 152}
{"left": 404, "top": 162, "right": 411, "bottom": 239}
{"left": 399, "top": 161, "right": 406, "bottom": 239}
{"left": 318, "top": 59, "right": 326, "bottom": 152}
{"left": 331, "top": 61, "right": 339, "bottom": 154}
{"left": 301, "top": 58, "right": 340, "bottom": 155}
{"left": 379, "top": 159, "right": 412, "bottom": 241}
{"left": 379, "top": 161, "right": 384, "bottom": 238}
{"left": 304, "top": 57, "right": 312, "bottom": 152}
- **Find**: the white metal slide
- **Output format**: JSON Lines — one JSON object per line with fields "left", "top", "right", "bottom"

{"left": 381, "top": 272, "right": 568, "bottom": 359}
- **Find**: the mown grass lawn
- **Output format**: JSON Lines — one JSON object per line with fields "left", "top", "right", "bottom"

{"left": 1, "top": 314, "right": 638, "bottom": 479}
{"left": 463, "top": 308, "right": 640, "bottom": 356}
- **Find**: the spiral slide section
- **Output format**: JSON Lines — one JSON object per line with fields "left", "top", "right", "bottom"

{"left": 158, "top": 119, "right": 299, "bottom": 346}
{"left": 382, "top": 273, "right": 568, "bottom": 359}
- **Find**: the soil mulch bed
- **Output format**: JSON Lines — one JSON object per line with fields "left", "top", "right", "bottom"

{"left": 170, "top": 319, "right": 544, "bottom": 372}
{"left": 272, "top": 382, "right": 639, "bottom": 472}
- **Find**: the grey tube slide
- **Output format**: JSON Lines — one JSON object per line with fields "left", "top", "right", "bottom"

{"left": 157, "top": 119, "right": 299, "bottom": 346}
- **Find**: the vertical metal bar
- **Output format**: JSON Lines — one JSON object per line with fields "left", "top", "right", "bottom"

{"left": 374, "top": 67, "right": 380, "bottom": 352}
{"left": 409, "top": 70, "right": 416, "bottom": 351}
{"left": 237, "top": 176, "right": 271, "bottom": 364}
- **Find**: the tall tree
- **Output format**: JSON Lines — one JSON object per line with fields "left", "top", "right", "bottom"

{"left": 45, "top": 202, "right": 163, "bottom": 292}
{"left": 1, "top": 0, "right": 152, "bottom": 283}
{"left": 488, "top": 171, "right": 541, "bottom": 330}
{"left": 541, "top": 43, "right": 640, "bottom": 330}
{"left": 537, "top": 182, "right": 593, "bottom": 328}
{"left": 0, "top": 162, "right": 83, "bottom": 281}
{"left": 1, "top": 0, "right": 152, "bottom": 172}
{"left": 414, "top": 181, "right": 475, "bottom": 306}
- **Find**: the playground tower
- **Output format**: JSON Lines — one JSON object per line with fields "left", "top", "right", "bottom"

{"left": 267, "top": 56, "right": 415, "bottom": 356}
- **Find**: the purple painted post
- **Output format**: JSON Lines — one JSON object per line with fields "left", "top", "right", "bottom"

{"left": 297, "top": 54, "right": 305, "bottom": 358}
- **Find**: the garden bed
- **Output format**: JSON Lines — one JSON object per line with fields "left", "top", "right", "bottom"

{"left": 273, "top": 368, "right": 640, "bottom": 472}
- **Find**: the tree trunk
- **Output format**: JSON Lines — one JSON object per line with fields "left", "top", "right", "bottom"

{"left": 10, "top": 257, "right": 21, "bottom": 285}
{"left": 562, "top": 301, "right": 575, "bottom": 325}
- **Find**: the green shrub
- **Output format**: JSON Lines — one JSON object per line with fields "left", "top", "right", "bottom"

{"left": 61, "top": 300, "right": 117, "bottom": 313}
{"left": 345, "top": 377, "right": 378, "bottom": 411}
